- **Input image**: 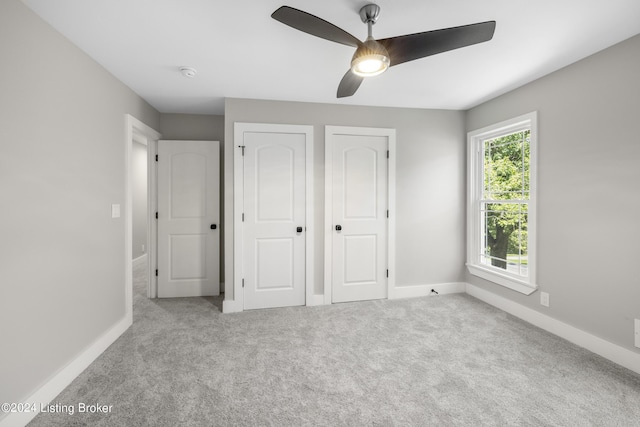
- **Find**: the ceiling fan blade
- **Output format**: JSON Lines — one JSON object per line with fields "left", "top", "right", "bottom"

{"left": 272, "top": 6, "right": 362, "bottom": 48}
{"left": 379, "top": 21, "right": 496, "bottom": 67}
{"left": 337, "top": 70, "right": 364, "bottom": 98}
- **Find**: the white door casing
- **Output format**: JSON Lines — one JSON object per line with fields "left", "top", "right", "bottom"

{"left": 157, "top": 140, "right": 220, "bottom": 297}
{"left": 230, "top": 123, "right": 314, "bottom": 312}
{"left": 325, "top": 126, "right": 396, "bottom": 304}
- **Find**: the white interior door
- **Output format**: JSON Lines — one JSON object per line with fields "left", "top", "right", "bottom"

{"left": 242, "top": 131, "right": 306, "bottom": 310}
{"left": 157, "top": 140, "right": 220, "bottom": 297}
{"left": 331, "top": 133, "right": 389, "bottom": 303}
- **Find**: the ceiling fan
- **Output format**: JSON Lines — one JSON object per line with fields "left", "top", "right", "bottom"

{"left": 272, "top": 4, "right": 496, "bottom": 98}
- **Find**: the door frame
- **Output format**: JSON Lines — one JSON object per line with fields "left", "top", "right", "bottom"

{"left": 324, "top": 126, "right": 396, "bottom": 304}
{"left": 125, "top": 114, "right": 161, "bottom": 322}
{"left": 232, "top": 122, "right": 315, "bottom": 312}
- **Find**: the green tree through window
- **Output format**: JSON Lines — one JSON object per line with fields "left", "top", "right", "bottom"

{"left": 482, "top": 130, "right": 530, "bottom": 274}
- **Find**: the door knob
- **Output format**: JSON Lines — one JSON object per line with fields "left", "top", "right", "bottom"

{"left": 296, "top": 226, "right": 303, "bottom": 233}
{"left": 210, "top": 224, "right": 217, "bottom": 230}
{"left": 335, "top": 225, "right": 342, "bottom": 231}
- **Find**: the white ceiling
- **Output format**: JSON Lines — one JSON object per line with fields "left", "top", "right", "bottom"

{"left": 22, "top": 0, "right": 640, "bottom": 115}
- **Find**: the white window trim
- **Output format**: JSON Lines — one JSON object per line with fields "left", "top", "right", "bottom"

{"left": 466, "top": 112, "right": 538, "bottom": 295}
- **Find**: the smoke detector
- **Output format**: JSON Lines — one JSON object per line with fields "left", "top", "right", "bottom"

{"left": 180, "top": 67, "right": 197, "bottom": 78}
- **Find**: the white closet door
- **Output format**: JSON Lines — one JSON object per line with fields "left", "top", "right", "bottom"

{"left": 242, "top": 131, "right": 306, "bottom": 310}
{"left": 157, "top": 140, "right": 219, "bottom": 297}
{"left": 331, "top": 133, "right": 388, "bottom": 303}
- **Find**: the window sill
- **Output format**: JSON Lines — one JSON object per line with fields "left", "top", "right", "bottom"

{"left": 466, "top": 263, "right": 537, "bottom": 295}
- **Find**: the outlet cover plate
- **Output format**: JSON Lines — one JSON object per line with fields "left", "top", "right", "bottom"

{"left": 540, "top": 292, "right": 550, "bottom": 307}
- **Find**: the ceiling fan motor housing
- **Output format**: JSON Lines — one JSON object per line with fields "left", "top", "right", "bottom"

{"left": 351, "top": 4, "right": 389, "bottom": 76}
{"left": 359, "top": 4, "right": 381, "bottom": 24}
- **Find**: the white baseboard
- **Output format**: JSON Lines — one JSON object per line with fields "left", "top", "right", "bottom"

{"left": 306, "top": 294, "right": 325, "bottom": 307}
{"left": 132, "top": 253, "right": 147, "bottom": 268}
{"left": 391, "top": 282, "right": 466, "bottom": 299}
{"left": 0, "top": 316, "right": 131, "bottom": 427}
{"left": 222, "top": 299, "right": 242, "bottom": 313}
{"left": 465, "top": 283, "right": 640, "bottom": 375}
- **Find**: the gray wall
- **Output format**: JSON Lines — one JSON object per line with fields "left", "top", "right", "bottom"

{"left": 466, "top": 34, "right": 640, "bottom": 353}
{"left": 160, "top": 113, "right": 224, "bottom": 141}
{"left": 132, "top": 142, "right": 148, "bottom": 259}
{"left": 0, "top": 0, "right": 160, "bottom": 408}
{"left": 224, "top": 98, "right": 466, "bottom": 299}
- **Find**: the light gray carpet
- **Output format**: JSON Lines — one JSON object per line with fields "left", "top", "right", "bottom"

{"left": 29, "top": 261, "right": 640, "bottom": 426}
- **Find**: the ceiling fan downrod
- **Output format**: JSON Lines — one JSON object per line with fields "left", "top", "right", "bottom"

{"left": 359, "top": 4, "right": 381, "bottom": 39}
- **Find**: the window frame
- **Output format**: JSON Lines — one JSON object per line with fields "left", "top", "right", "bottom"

{"left": 466, "top": 112, "right": 538, "bottom": 295}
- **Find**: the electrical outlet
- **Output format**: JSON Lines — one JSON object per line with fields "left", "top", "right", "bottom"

{"left": 540, "top": 292, "right": 550, "bottom": 307}
{"left": 635, "top": 319, "right": 640, "bottom": 349}
{"left": 111, "top": 204, "right": 120, "bottom": 218}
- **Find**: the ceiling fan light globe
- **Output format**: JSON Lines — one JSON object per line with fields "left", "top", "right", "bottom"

{"left": 351, "top": 54, "right": 390, "bottom": 77}
{"left": 350, "top": 38, "right": 390, "bottom": 77}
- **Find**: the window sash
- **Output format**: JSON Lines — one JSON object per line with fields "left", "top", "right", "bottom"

{"left": 482, "top": 131, "right": 530, "bottom": 201}
{"left": 479, "top": 201, "right": 529, "bottom": 278}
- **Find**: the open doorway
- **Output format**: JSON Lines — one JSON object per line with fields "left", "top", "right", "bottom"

{"left": 131, "top": 136, "right": 149, "bottom": 301}
{"left": 125, "top": 115, "right": 161, "bottom": 323}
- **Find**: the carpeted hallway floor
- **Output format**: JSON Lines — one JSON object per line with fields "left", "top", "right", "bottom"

{"left": 28, "top": 259, "right": 640, "bottom": 426}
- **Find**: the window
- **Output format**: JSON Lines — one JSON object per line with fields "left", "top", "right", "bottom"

{"left": 467, "top": 112, "right": 537, "bottom": 294}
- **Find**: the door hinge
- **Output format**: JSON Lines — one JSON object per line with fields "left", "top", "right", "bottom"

{"left": 386, "top": 150, "right": 389, "bottom": 159}
{"left": 242, "top": 213, "right": 244, "bottom": 222}
{"left": 155, "top": 269, "right": 158, "bottom": 277}
{"left": 238, "top": 145, "right": 246, "bottom": 156}
{"left": 155, "top": 154, "right": 158, "bottom": 161}
{"left": 242, "top": 278, "right": 245, "bottom": 288}
{"left": 386, "top": 210, "right": 389, "bottom": 218}
{"left": 386, "top": 269, "right": 389, "bottom": 278}
{"left": 155, "top": 212, "right": 158, "bottom": 219}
